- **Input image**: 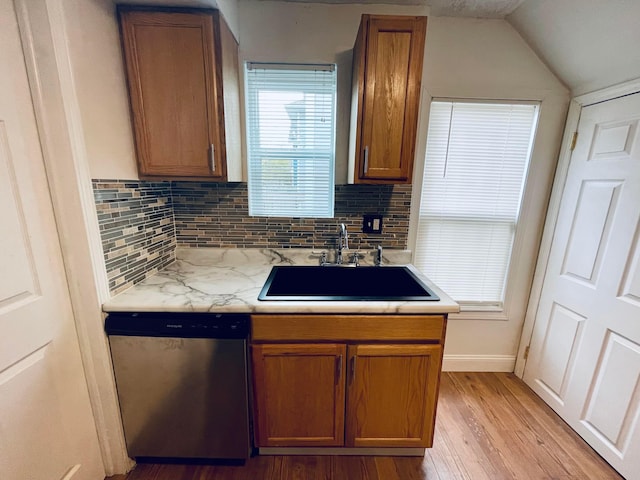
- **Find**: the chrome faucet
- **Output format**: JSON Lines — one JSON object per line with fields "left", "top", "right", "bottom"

{"left": 337, "top": 223, "right": 349, "bottom": 264}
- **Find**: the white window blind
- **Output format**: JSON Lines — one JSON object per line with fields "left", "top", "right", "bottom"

{"left": 245, "top": 63, "right": 336, "bottom": 217}
{"left": 415, "top": 101, "right": 539, "bottom": 308}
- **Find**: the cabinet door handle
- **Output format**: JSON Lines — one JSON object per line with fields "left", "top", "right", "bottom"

{"left": 209, "top": 143, "right": 216, "bottom": 172}
{"left": 349, "top": 355, "right": 356, "bottom": 385}
{"left": 363, "top": 146, "right": 369, "bottom": 174}
{"left": 336, "top": 355, "right": 343, "bottom": 383}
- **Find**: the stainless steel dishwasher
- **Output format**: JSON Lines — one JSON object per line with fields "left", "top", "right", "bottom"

{"left": 105, "top": 312, "right": 251, "bottom": 460}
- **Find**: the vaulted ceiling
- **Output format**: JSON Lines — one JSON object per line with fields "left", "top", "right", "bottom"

{"left": 265, "top": 0, "right": 640, "bottom": 95}
{"left": 253, "top": 0, "right": 526, "bottom": 18}
{"left": 508, "top": 0, "right": 640, "bottom": 95}
{"left": 426, "top": 0, "right": 525, "bottom": 17}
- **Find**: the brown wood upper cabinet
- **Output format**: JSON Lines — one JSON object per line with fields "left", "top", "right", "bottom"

{"left": 349, "top": 15, "right": 427, "bottom": 184}
{"left": 118, "top": 7, "right": 241, "bottom": 180}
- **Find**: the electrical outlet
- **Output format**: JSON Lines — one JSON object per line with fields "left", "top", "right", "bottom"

{"left": 362, "top": 214, "right": 383, "bottom": 234}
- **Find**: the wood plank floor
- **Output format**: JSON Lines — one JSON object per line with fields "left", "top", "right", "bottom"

{"left": 108, "top": 372, "right": 622, "bottom": 480}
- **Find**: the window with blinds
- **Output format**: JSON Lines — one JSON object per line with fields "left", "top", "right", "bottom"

{"left": 414, "top": 100, "right": 539, "bottom": 309}
{"left": 245, "top": 63, "right": 337, "bottom": 217}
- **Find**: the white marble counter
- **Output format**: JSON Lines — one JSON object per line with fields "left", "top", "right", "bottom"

{"left": 103, "top": 248, "right": 459, "bottom": 314}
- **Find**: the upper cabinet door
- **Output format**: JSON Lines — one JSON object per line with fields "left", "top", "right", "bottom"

{"left": 350, "top": 15, "right": 427, "bottom": 184}
{"left": 119, "top": 8, "right": 239, "bottom": 179}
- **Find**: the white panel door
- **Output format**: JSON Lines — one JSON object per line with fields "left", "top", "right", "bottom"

{"left": 0, "top": 0, "right": 104, "bottom": 479}
{"left": 524, "top": 92, "right": 640, "bottom": 479}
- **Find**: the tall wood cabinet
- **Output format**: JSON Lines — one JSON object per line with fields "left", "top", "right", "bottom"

{"left": 118, "top": 7, "right": 241, "bottom": 180}
{"left": 348, "top": 15, "right": 427, "bottom": 184}
{"left": 251, "top": 314, "right": 446, "bottom": 449}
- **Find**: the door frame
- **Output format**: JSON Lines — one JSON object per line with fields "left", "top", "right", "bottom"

{"left": 515, "top": 77, "right": 640, "bottom": 377}
{"left": 13, "top": 0, "right": 133, "bottom": 474}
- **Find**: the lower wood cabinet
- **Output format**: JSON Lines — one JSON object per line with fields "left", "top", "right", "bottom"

{"left": 250, "top": 315, "right": 446, "bottom": 449}
{"left": 345, "top": 344, "right": 442, "bottom": 447}
{"left": 251, "top": 344, "right": 346, "bottom": 447}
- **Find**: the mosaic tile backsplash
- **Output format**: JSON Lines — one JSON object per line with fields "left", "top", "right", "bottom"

{"left": 93, "top": 180, "right": 412, "bottom": 294}
{"left": 93, "top": 180, "right": 176, "bottom": 294}
{"left": 172, "top": 183, "right": 411, "bottom": 249}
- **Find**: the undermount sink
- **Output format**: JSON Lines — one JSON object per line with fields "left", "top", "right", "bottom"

{"left": 258, "top": 265, "right": 440, "bottom": 301}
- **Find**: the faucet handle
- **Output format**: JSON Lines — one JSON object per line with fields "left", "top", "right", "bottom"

{"left": 349, "top": 251, "right": 362, "bottom": 266}
{"left": 310, "top": 251, "right": 328, "bottom": 266}
{"left": 374, "top": 245, "right": 383, "bottom": 266}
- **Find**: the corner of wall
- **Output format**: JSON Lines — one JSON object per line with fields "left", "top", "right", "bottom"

{"left": 92, "top": 179, "right": 176, "bottom": 294}
{"left": 505, "top": 13, "right": 570, "bottom": 94}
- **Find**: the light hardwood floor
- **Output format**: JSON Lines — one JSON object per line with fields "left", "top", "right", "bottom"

{"left": 108, "top": 372, "right": 622, "bottom": 480}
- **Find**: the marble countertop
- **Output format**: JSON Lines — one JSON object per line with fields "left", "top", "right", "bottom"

{"left": 103, "top": 248, "right": 460, "bottom": 314}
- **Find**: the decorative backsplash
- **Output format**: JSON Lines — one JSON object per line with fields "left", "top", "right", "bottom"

{"left": 92, "top": 180, "right": 176, "bottom": 294}
{"left": 172, "top": 182, "right": 411, "bottom": 249}
{"left": 93, "top": 180, "right": 412, "bottom": 294}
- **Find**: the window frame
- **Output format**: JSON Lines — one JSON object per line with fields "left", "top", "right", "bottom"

{"left": 409, "top": 97, "right": 543, "bottom": 321}
{"left": 244, "top": 62, "right": 337, "bottom": 218}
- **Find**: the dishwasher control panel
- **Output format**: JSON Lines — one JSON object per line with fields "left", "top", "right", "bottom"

{"left": 105, "top": 312, "right": 250, "bottom": 339}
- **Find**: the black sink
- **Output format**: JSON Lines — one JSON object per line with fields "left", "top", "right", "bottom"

{"left": 258, "top": 265, "right": 440, "bottom": 301}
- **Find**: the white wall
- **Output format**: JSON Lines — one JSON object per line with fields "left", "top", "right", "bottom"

{"left": 509, "top": 0, "right": 640, "bottom": 96}
{"left": 415, "top": 17, "right": 568, "bottom": 369}
{"left": 63, "top": 0, "right": 138, "bottom": 180}
{"left": 215, "top": 0, "right": 239, "bottom": 40}
{"left": 423, "top": 17, "right": 565, "bottom": 97}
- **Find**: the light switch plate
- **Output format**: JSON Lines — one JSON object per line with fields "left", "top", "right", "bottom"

{"left": 362, "top": 214, "right": 383, "bottom": 234}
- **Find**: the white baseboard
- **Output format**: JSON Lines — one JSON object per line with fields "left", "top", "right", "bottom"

{"left": 442, "top": 354, "right": 516, "bottom": 372}
{"left": 60, "top": 465, "right": 81, "bottom": 480}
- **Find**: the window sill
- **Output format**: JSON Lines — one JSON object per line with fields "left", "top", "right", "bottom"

{"left": 448, "top": 310, "right": 509, "bottom": 321}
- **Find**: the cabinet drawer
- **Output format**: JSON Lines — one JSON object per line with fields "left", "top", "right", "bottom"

{"left": 251, "top": 314, "right": 445, "bottom": 342}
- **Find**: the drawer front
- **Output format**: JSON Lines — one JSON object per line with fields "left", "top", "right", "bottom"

{"left": 251, "top": 314, "right": 445, "bottom": 342}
